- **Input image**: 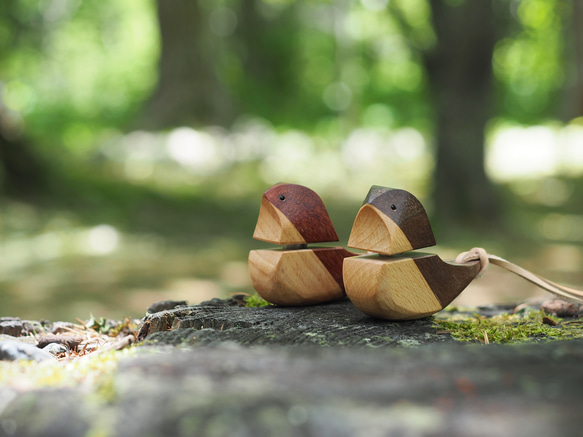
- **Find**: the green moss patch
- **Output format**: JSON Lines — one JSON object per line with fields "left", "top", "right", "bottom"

{"left": 434, "top": 310, "right": 583, "bottom": 344}
{"left": 0, "top": 347, "right": 139, "bottom": 404}
{"left": 244, "top": 294, "right": 271, "bottom": 308}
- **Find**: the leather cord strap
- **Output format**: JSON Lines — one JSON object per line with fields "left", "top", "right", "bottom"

{"left": 455, "top": 247, "right": 583, "bottom": 304}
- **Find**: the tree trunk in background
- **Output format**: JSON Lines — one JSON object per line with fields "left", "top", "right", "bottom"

{"left": 560, "top": 0, "right": 583, "bottom": 120}
{"left": 0, "top": 124, "right": 47, "bottom": 199}
{"left": 137, "top": 0, "right": 235, "bottom": 130}
{"left": 424, "top": 0, "right": 500, "bottom": 231}
{"left": 235, "top": 0, "right": 296, "bottom": 120}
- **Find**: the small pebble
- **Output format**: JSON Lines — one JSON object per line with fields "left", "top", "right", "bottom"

{"left": 0, "top": 341, "right": 57, "bottom": 362}
{"left": 540, "top": 299, "right": 580, "bottom": 318}
{"left": 37, "top": 334, "right": 83, "bottom": 351}
{"left": 42, "top": 343, "right": 68, "bottom": 355}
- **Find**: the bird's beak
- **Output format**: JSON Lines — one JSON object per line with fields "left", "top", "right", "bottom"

{"left": 347, "top": 203, "right": 414, "bottom": 255}
{"left": 253, "top": 195, "right": 307, "bottom": 245}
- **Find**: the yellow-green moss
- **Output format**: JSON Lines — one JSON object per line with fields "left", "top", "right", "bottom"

{"left": 434, "top": 310, "right": 583, "bottom": 344}
{"left": 244, "top": 294, "right": 271, "bottom": 308}
{"left": 0, "top": 346, "right": 137, "bottom": 401}
{"left": 86, "top": 315, "right": 140, "bottom": 337}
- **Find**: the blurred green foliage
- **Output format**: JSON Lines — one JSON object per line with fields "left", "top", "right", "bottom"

{"left": 0, "top": 0, "right": 158, "bottom": 153}
{"left": 494, "top": 0, "right": 569, "bottom": 121}
{"left": 0, "top": 0, "right": 575, "bottom": 160}
{"left": 0, "top": 0, "right": 582, "bottom": 321}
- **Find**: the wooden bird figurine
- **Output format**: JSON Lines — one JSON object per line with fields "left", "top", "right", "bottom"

{"left": 343, "top": 186, "right": 481, "bottom": 320}
{"left": 248, "top": 183, "right": 354, "bottom": 306}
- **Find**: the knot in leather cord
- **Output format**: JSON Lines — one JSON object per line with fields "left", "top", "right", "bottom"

{"left": 455, "top": 247, "right": 489, "bottom": 278}
{"left": 455, "top": 247, "right": 583, "bottom": 304}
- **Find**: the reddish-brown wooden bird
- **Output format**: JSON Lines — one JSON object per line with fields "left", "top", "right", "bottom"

{"left": 248, "top": 183, "right": 354, "bottom": 305}
{"left": 343, "top": 186, "right": 481, "bottom": 320}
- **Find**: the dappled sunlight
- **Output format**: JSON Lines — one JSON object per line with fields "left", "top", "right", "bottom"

{"left": 87, "top": 225, "right": 120, "bottom": 255}
{"left": 2, "top": 0, "right": 583, "bottom": 323}
{"left": 93, "top": 117, "right": 583, "bottom": 239}
{"left": 93, "top": 119, "right": 433, "bottom": 201}
{"left": 487, "top": 125, "right": 558, "bottom": 179}
{"left": 1, "top": 0, "right": 158, "bottom": 148}
{"left": 0, "top": 239, "right": 256, "bottom": 322}
{"left": 0, "top": 224, "right": 122, "bottom": 276}
{"left": 4, "top": 117, "right": 583, "bottom": 319}
{"left": 486, "top": 122, "right": 583, "bottom": 250}
{"left": 167, "top": 127, "right": 224, "bottom": 175}
{"left": 505, "top": 177, "right": 573, "bottom": 207}
{"left": 560, "top": 123, "right": 583, "bottom": 175}
{"left": 0, "top": 202, "right": 256, "bottom": 321}
{"left": 487, "top": 121, "right": 583, "bottom": 181}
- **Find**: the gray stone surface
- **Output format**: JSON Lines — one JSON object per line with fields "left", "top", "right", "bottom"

{"left": 42, "top": 343, "right": 68, "bottom": 355}
{"left": 114, "top": 341, "right": 583, "bottom": 437}
{"left": 140, "top": 298, "right": 458, "bottom": 347}
{"left": 0, "top": 319, "right": 45, "bottom": 337}
{"left": 0, "top": 341, "right": 57, "bottom": 363}
{"left": 1, "top": 298, "right": 583, "bottom": 437}
{"left": 2, "top": 341, "right": 583, "bottom": 437}
{"left": 0, "top": 389, "right": 90, "bottom": 437}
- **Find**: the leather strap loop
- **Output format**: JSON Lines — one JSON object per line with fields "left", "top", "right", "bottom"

{"left": 456, "top": 247, "right": 583, "bottom": 303}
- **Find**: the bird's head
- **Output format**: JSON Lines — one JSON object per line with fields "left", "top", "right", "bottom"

{"left": 253, "top": 183, "right": 339, "bottom": 245}
{"left": 347, "top": 186, "right": 436, "bottom": 255}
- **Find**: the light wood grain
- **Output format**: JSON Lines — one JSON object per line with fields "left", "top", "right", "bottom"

{"left": 343, "top": 255, "right": 442, "bottom": 320}
{"left": 252, "top": 196, "right": 306, "bottom": 245}
{"left": 248, "top": 248, "right": 346, "bottom": 306}
{"left": 347, "top": 204, "right": 413, "bottom": 255}
{"left": 344, "top": 253, "right": 481, "bottom": 320}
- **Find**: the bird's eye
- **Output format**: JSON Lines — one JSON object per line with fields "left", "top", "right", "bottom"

{"left": 390, "top": 204, "right": 397, "bottom": 210}
{"left": 279, "top": 195, "right": 285, "bottom": 201}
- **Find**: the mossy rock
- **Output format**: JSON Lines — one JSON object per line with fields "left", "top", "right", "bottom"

{"left": 139, "top": 297, "right": 583, "bottom": 347}
{"left": 139, "top": 298, "right": 458, "bottom": 348}
{"left": 3, "top": 340, "right": 583, "bottom": 437}
{"left": 2, "top": 297, "right": 583, "bottom": 436}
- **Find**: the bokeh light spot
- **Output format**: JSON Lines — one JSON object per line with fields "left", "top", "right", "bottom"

{"left": 88, "top": 225, "right": 120, "bottom": 255}
{"left": 323, "top": 82, "right": 352, "bottom": 111}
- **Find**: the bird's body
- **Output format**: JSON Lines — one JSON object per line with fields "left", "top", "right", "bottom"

{"left": 249, "top": 183, "right": 355, "bottom": 306}
{"left": 344, "top": 186, "right": 480, "bottom": 320}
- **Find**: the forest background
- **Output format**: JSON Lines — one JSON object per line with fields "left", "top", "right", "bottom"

{"left": 1, "top": 0, "right": 583, "bottom": 322}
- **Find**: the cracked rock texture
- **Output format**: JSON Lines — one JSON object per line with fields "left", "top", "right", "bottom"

{"left": 2, "top": 298, "right": 583, "bottom": 437}
{"left": 139, "top": 298, "right": 457, "bottom": 348}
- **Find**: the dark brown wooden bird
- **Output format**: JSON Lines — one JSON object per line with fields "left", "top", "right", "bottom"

{"left": 343, "top": 186, "right": 481, "bottom": 320}
{"left": 249, "top": 183, "right": 354, "bottom": 306}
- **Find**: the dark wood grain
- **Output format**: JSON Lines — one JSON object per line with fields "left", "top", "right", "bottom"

{"left": 313, "top": 247, "right": 355, "bottom": 290}
{"left": 364, "top": 186, "right": 436, "bottom": 251}
{"left": 264, "top": 184, "right": 339, "bottom": 243}
{"left": 413, "top": 254, "right": 481, "bottom": 307}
